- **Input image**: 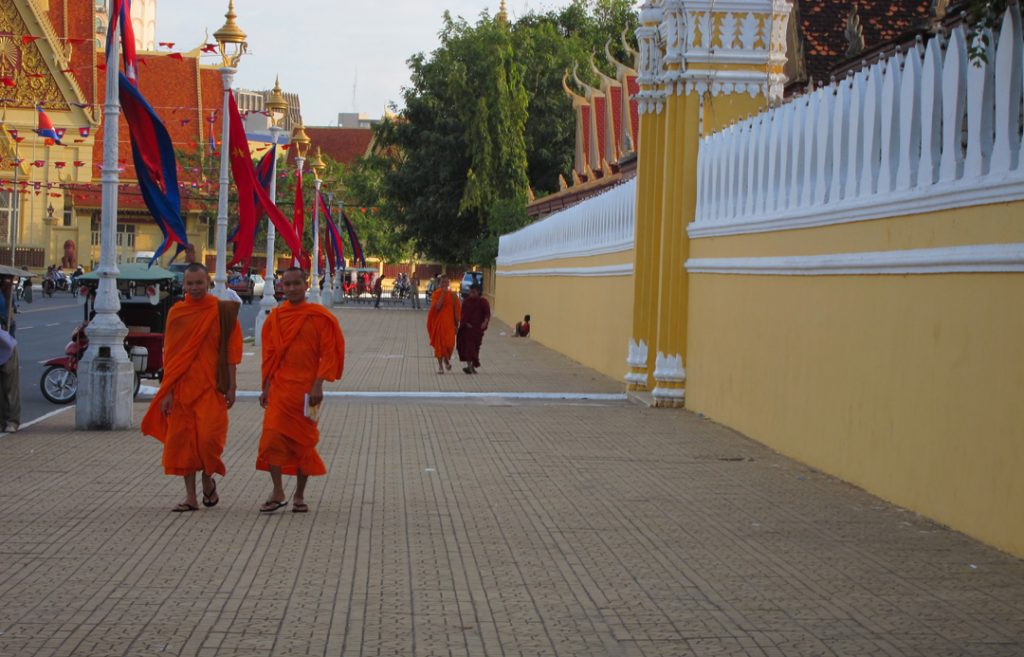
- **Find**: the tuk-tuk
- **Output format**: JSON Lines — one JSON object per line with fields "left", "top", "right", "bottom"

{"left": 39, "top": 264, "right": 180, "bottom": 404}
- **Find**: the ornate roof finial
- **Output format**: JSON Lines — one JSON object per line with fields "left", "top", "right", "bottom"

{"left": 497, "top": 0, "right": 508, "bottom": 23}
{"left": 845, "top": 3, "right": 865, "bottom": 58}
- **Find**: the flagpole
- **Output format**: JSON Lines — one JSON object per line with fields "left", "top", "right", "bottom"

{"left": 309, "top": 148, "right": 324, "bottom": 305}
{"left": 212, "top": 0, "right": 247, "bottom": 298}
{"left": 255, "top": 128, "right": 281, "bottom": 346}
{"left": 76, "top": 0, "right": 134, "bottom": 430}
{"left": 213, "top": 65, "right": 234, "bottom": 298}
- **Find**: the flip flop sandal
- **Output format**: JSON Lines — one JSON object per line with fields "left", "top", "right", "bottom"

{"left": 259, "top": 500, "right": 288, "bottom": 513}
{"left": 172, "top": 503, "right": 198, "bottom": 513}
{"left": 292, "top": 503, "right": 309, "bottom": 513}
{"left": 202, "top": 479, "right": 219, "bottom": 508}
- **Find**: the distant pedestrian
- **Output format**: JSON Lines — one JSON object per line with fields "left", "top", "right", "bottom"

{"left": 457, "top": 284, "right": 490, "bottom": 374}
{"left": 373, "top": 275, "right": 383, "bottom": 308}
{"left": 427, "top": 275, "right": 460, "bottom": 374}
{"left": 0, "top": 276, "right": 20, "bottom": 433}
{"left": 410, "top": 277, "right": 421, "bottom": 309}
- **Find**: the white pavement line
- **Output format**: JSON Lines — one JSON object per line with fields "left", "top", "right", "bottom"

{"left": 20, "top": 326, "right": 33, "bottom": 330}
{"left": 18, "top": 303, "right": 78, "bottom": 314}
{"left": 234, "top": 390, "right": 627, "bottom": 401}
{"left": 0, "top": 405, "right": 74, "bottom": 438}
{"left": 45, "top": 323, "right": 60, "bottom": 327}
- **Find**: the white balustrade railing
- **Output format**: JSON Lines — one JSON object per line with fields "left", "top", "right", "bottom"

{"left": 692, "top": 3, "right": 1024, "bottom": 237}
{"left": 497, "top": 178, "right": 636, "bottom": 266}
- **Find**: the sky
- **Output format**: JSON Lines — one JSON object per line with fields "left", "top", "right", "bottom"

{"left": 156, "top": 0, "right": 597, "bottom": 127}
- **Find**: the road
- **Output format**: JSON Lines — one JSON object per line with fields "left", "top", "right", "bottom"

{"left": 11, "top": 291, "right": 262, "bottom": 427}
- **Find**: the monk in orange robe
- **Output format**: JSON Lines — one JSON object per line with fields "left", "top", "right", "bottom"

{"left": 142, "top": 264, "right": 242, "bottom": 512}
{"left": 427, "top": 275, "right": 461, "bottom": 374}
{"left": 258, "top": 268, "right": 345, "bottom": 513}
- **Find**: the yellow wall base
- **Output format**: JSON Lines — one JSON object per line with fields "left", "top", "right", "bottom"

{"left": 495, "top": 252, "right": 634, "bottom": 382}
{"left": 686, "top": 271, "right": 1024, "bottom": 558}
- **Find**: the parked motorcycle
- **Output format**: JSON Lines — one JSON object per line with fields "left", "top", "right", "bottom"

{"left": 40, "top": 324, "right": 87, "bottom": 404}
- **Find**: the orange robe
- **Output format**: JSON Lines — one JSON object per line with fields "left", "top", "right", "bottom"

{"left": 427, "top": 289, "right": 461, "bottom": 359}
{"left": 258, "top": 301, "right": 345, "bottom": 476}
{"left": 141, "top": 294, "right": 243, "bottom": 476}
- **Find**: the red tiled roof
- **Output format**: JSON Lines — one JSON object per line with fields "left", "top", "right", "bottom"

{"left": 301, "top": 127, "right": 373, "bottom": 166}
{"left": 797, "top": 0, "right": 932, "bottom": 84}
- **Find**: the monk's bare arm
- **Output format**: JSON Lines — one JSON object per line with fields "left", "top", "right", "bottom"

{"left": 161, "top": 390, "right": 173, "bottom": 416}
{"left": 309, "top": 378, "right": 325, "bottom": 406}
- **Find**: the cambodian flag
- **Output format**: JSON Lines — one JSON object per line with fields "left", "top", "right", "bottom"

{"left": 35, "top": 107, "right": 63, "bottom": 145}
{"left": 118, "top": 72, "right": 189, "bottom": 262}
{"left": 319, "top": 191, "right": 345, "bottom": 275}
{"left": 105, "top": 0, "right": 138, "bottom": 84}
{"left": 340, "top": 210, "right": 365, "bottom": 267}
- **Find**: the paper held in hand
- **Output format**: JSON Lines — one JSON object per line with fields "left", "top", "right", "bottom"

{"left": 303, "top": 394, "right": 321, "bottom": 422}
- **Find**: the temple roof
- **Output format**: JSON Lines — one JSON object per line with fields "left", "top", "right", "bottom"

{"left": 294, "top": 127, "right": 374, "bottom": 167}
{"left": 794, "top": 0, "right": 934, "bottom": 85}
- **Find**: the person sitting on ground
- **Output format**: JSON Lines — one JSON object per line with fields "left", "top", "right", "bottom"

{"left": 514, "top": 314, "right": 531, "bottom": 337}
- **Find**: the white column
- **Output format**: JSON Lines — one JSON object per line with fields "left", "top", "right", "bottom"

{"left": 309, "top": 177, "right": 322, "bottom": 304}
{"left": 213, "top": 66, "right": 235, "bottom": 297}
{"left": 292, "top": 157, "right": 304, "bottom": 267}
{"left": 255, "top": 125, "right": 281, "bottom": 346}
{"left": 76, "top": 0, "right": 134, "bottom": 430}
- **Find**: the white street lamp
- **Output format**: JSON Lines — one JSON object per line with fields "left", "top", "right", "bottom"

{"left": 76, "top": 0, "right": 133, "bottom": 429}
{"left": 212, "top": 0, "right": 247, "bottom": 297}
{"left": 255, "top": 76, "right": 288, "bottom": 345}
{"left": 308, "top": 147, "right": 325, "bottom": 304}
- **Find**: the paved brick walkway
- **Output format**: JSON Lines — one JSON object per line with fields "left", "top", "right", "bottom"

{"left": 1, "top": 306, "right": 1023, "bottom": 656}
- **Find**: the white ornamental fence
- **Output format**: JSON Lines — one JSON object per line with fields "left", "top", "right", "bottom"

{"left": 691, "top": 3, "right": 1024, "bottom": 238}
{"left": 497, "top": 178, "right": 636, "bottom": 266}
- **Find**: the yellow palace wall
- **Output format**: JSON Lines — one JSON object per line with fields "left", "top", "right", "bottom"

{"left": 685, "top": 200, "right": 1024, "bottom": 558}
{"left": 494, "top": 249, "right": 635, "bottom": 381}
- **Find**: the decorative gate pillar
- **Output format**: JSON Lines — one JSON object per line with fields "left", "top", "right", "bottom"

{"left": 625, "top": 0, "right": 666, "bottom": 391}
{"left": 629, "top": 0, "right": 792, "bottom": 406}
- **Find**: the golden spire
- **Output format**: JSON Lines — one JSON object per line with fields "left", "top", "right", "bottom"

{"left": 497, "top": 0, "right": 508, "bottom": 23}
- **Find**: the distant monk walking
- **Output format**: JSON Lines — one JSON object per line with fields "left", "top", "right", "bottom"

{"left": 457, "top": 284, "right": 490, "bottom": 374}
{"left": 142, "top": 264, "right": 242, "bottom": 512}
{"left": 427, "top": 275, "right": 460, "bottom": 374}
{"left": 258, "top": 268, "right": 345, "bottom": 513}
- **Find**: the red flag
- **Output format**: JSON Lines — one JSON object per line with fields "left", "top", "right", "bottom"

{"left": 22, "top": 35, "right": 40, "bottom": 44}
{"left": 167, "top": 53, "right": 184, "bottom": 61}
{"left": 226, "top": 91, "right": 308, "bottom": 270}
{"left": 158, "top": 41, "right": 175, "bottom": 48}
{"left": 201, "top": 44, "right": 218, "bottom": 54}
{"left": 0, "top": 78, "right": 14, "bottom": 87}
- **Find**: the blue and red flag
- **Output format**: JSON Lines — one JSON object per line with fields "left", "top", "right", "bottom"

{"left": 105, "top": 0, "right": 138, "bottom": 84}
{"left": 318, "top": 191, "right": 345, "bottom": 276}
{"left": 340, "top": 210, "right": 365, "bottom": 267}
{"left": 118, "top": 72, "right": 189, "bottom": 262}
{"left": 35, "top": 107, "right": 63, "bottom": 145}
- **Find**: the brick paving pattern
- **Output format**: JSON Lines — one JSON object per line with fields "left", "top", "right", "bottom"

{"left": 1, "top": 306, "right": 1023, "bottom": 656}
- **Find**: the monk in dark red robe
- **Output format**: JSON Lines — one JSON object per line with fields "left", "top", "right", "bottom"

{"left": 142, "top": 264, "right": 242, "bottom": 512}
{"left": 258, "top": 268, "right": 345, "bottom": 513}
{"left": 427, "top": 275, "right": 460, "bottom": 374}
{"left": 457, "top": 284, "right": 490, "bottom": 374}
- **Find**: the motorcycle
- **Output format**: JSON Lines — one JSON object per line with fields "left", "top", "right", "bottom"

{"left": 42, "top": 272, "right": 69, "bottom": 297}
{"left": 39, "top": 323, "right": 143, "bottom": 403}
{"left": 39, "top": 324, "right": 87, "bottom": 404}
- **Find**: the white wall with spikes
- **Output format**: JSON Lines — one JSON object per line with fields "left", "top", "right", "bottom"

{"left": 691, "top": 4, "right": 1024, "bottom": 238}
{"left": 497, "top": 179, "right": 636, "bottom": 266}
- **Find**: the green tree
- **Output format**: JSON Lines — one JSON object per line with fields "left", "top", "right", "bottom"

{"left": 375, "top": 1, "right": 638, "bottom": 264}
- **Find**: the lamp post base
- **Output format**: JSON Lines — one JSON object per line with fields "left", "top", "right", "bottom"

{"left": 254, "top": 295, "right": 276, "bottom": 347}
{"left": 75, "top": 353, "right": 135, "bottom": 430}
